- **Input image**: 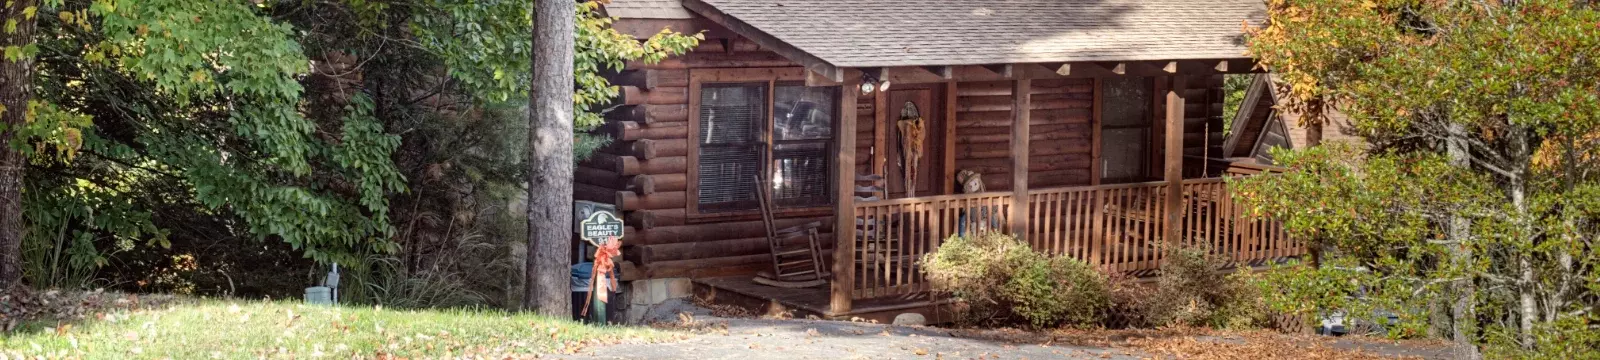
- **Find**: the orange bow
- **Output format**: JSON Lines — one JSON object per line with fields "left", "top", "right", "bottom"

{"left": 581, "top": 237, "right": 623, "bottom": 317}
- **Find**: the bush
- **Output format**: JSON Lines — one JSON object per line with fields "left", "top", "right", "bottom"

{"left": 1103, "top": 273, "right": 1156, "bottom": 328}
{"left": 1143, "top": 245, "right": 1260, "bottom": 328}
{"left": 922, "top": 232, "right": 1107, "bottom": 328}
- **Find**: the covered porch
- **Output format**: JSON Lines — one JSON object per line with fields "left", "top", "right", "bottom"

{"left": 814, "top": 72, "right": 1304, "bottom": 316}
{"left": 670, "top": 0, "right": 1297, "bottom": 318}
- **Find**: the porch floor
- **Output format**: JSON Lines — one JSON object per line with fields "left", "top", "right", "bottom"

{"left": 692, "top": 276, "right": 952, "bottom": 323}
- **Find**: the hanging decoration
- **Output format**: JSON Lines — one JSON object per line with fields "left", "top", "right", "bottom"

{"left": 896, "top": 102, "right": 926, "bottom": 197}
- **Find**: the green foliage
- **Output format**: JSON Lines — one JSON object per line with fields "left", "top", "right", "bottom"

{"left": 0, "top": 295, "right": 662, "bottom": 358}
{"left": 342, "top": 254, "right": 486, "bottom": 309}
{"left": 572, "top": 1, "right": 701, "bottom": 131}
{"left": 922, "top": 232, "right": 1108, "bottom": 328}
{"left": 1221, "top": 74, "right": 1252, "bottom": 136}
{"left": 407, "top": 0, "right": 700, "bottom": 160}
{"left": 13, "top": 0, "right": 697, "bottom": 297}
{"left": 1232, "top": 145, "right": 1498, "bottom": 338}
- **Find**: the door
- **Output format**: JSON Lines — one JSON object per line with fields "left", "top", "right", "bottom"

{"left": 884, "top": 87, "right": 943, "bottom": 199}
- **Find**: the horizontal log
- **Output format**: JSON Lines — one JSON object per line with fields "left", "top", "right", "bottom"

{"left": 620, "top": 86, "right": 689, "bottom": 106}
{"left": 959, "top": 156, "right": 1092, "bottom": 172}
{"left": 691, "top": 38, "right": 764, "bottom": 53}
{"left": 609, "top": 70, "right": 690, "bottom": 89}
{"left": 640, "top": 104, "right": 688, "bottom": 124}
{"left": 628, "top": 216, "right": 833, "bottom": 245}
{"left": 632, "top": 173, "right": 687, "bottom": 194}
{"left": 630, "top": 235, "right": 818, "bottom": 263}
{"left": 956, "top": 109, "right": 1090, "bottom": 127}
{"left": 955, "top": 126, "right": 1091, "bottom": 144}
{"left": 957, "top": 81, "right": 1092, "bottom": 97}
{"left": 1029, "top": 170, "right": 1093, "bottom": 187}
{"left": 625, "top": 156, "right": 686, "bottom": 176}
{"left": 587, "top": 153, "right": 686, "bottom": 176}
{"left": 729, "top": 38, "right": 763, "bottom": 52}
{"left": 957, "top": 96, "right": 1090, "bottom": 112}
{"left": 635, "top": 254, "right": 773, "bottom": 279}
{"left": 957, "top": 142, "right": 1090, "bottom": 160}
{"left": 618, "top": 191, "right": 687, "bottom": 211}
{"left": 632, "top": 139, "right": 687, "bottom": 159}
{"left": 575, "top": 183, "right": 618, "bottom": 204}
{"left": 607, "top": 104, "right": 689, "bottom": 124}
{"left": 612, "top": 121, "right": 689, "bottom": 141}
{"left": 627, "top": 208, "right": 687, "bottom": 228}
{"left": 575, "top": 166, "right": 628, "bottom": 189}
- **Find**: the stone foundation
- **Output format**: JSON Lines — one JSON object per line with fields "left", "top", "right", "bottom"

{"left": 622, "top": 277, "right": 692, "bottom": 323}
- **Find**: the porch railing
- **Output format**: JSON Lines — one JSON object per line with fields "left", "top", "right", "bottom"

{"left": 845, "top": 177, "right": 1302, "bottom": 300}
{"left": 1026, "top": 181, "right": 1172, "bottom": 272}
{"left": 1026, "top": 178, "right": 1301, "bottom": 272}
{"left": 1172, "top": 178, "right": 1301, "bottom": 263}
{"left": 850, "top": 192, "right": 1011, "bottom": 300}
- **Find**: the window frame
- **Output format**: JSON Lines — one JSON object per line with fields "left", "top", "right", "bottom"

{"left": 686, "top": 68, "right": 839, "bottom": 219}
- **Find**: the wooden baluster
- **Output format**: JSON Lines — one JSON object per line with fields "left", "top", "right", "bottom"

{"left": 1040, "top": 193, "right": 1050, "bottom": 254}
{"left": 1058, "top": 192, "right": 1070, "bottom": 258}
{"left": 1158, "top": 185, "right": 1168, "bottom": 266}
{"left": 1069, "top": 191, "right": 1082, "bottom": 261}
{"left": 1146, "top": 186, "right": 1155, "bottom": 268}
{"left": 1098, "top": 188, "right": 1105, "bottom": 269}
{"left": 1119, "top": 188, "right": 1131, "bottom": 271}
{"left": 1087, "top": 189, "right": 1096, "bottom": 264}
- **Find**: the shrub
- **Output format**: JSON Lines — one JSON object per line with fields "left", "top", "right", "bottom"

{"left": 922, "top": 232, "right": 1107, "bottom": 328}
{"left": 1143, "top": 245, "right": 1259, "bottom": 328}
{"left": 1103, "top": 273, "right": 1156, "bottom": 328}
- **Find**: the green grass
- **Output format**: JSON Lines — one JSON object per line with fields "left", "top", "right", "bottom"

{"left": 2, "top": 299, "right": 666, "bottom": 358}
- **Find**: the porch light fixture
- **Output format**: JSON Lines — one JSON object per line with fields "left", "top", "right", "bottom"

{"left": 860, "top": 72, "right": 891, "bottom": 94}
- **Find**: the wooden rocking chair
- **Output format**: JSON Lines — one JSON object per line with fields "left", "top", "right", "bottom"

{"left": 753, "top": 175, "right": 828, "bottom": 288}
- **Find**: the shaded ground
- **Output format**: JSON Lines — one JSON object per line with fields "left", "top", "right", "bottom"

{"left": 560, "top": 300, "right": 1452, "bottom": 360}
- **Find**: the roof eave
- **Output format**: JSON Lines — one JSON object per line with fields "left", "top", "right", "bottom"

{"left": 681, "top": 0, "right": 846, "bottom": 82}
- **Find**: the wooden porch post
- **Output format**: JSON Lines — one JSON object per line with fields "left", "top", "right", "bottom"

{"left": 1010, "top": 78, "right": 1031, "bottom": 236}
{"left": 1164, "top": 76, "right": 1188, "bottom": 246}
{"left": 830, "top": 79, "right": 860, "bottom": 315}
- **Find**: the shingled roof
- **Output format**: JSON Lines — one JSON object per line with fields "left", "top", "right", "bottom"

{"left": 680, "top": 0, "right": 1267, "bottom": 69}
{"left": 602, "top": 0, "right": 696, "bottom": 20}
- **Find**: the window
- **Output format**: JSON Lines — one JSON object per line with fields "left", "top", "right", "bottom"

{"left": 695, "top": 81, "right": 838, "bottom": 212}
{"left": 1100, "top": 77, "right": 1154, "bottom": 183}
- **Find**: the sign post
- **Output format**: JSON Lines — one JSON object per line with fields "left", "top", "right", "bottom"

{"left": 578, "top": 210, "right": 624, "bottom": 324}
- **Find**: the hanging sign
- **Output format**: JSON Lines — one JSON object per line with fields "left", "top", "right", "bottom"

{"left": 579, "top": 210, "right": 625, "bottom": 246}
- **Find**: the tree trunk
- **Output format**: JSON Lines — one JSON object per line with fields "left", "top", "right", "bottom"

{"left": 523, "top": 0, "right": 575, "bottom": 316}
{"left": 1505, "top": 124, "right": 1535, "bottom": 349}
{"left": 1304, "top": 112, "right": 1325, "bottom": 269}
{"left": 1551, "top": 136, "right": 1577, "bottom": 323}
{"left": 0, "top": 0, "right": 39, "bottom": 290}
{"left": 1445, "top": 121, "right": 1480, "bottom": 359}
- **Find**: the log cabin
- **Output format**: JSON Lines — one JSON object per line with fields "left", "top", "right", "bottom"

{"left": 585, "top": 0, "right": 1305, "bottom": 322}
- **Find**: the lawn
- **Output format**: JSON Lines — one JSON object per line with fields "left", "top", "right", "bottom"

{"left": 1, "top": 295, "right": 666, "bottom": 358}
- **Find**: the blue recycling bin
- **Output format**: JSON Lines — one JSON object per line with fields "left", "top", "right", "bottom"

{"left": 570, "top": 262, "right": 620, "bottom": 323}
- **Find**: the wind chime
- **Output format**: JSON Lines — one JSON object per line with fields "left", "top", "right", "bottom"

{"left": 897, "top": 102, "right": 925, "bottom": 197}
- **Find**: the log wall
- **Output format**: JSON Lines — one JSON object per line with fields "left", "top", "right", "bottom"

{"left": 954, "top": 78, "right": 1097, "bottom": 191}
{"left": 590, "top": 38, "right": 1227, "bottom": 281}
{"left": 588, "top": 41, "right": 868, "bottom": 280}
